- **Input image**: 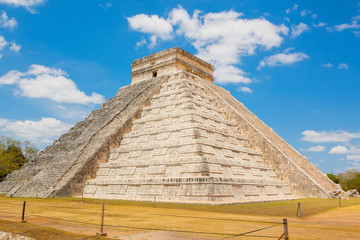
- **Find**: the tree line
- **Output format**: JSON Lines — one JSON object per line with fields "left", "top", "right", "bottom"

{"left": 328, "top": 170, "right": 360, "bottom": 193}
{"left": 0, "top": 136, "right": 39, "bottom": 182}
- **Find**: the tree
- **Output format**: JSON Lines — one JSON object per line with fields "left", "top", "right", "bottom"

{"left": 329, "top": 169, "right": 360, "bottom": 193}
{"left": 327, "top": 173, "right": 340, "bottom": 184}
{"left": 0, "top": 136, "right": 39, "bottom": 182}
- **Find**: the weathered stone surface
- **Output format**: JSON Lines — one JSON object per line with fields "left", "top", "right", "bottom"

{"left": 0, "top": 76, "right": 165, "bottom": 197}
{"left": 0, "top": 47, "right": 339, "bottom": 203}
{"left": 0, "top": 231, "right": 34, "bottom": 240}
{"left": 345, "top": 189, "right": 360, "bottom": 197}
{"left": 199, "top": 78, "right": 339, "bottom": 198}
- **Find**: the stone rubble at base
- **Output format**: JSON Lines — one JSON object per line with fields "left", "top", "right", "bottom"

{"left": 0, "top": 231, "right": 34, "bottom": 240}
{"left": 0, "top": 47, "right": 341, "bottom": 204}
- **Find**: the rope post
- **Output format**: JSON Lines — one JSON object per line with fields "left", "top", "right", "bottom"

{"left": 283, "top": 218, "right": 289, "bottom": 240}
{"left": 21, "top": 201, "right": 26, "bottom": 223}
{"left": 338, "top": 197, "right": 341, "bottom": 207}
{"left": 81, "top": 192, "right": 84, "bottom": 203}
{"left": 96, "top": 204, "right": 107, "bottom": 236}
{"left": 154, "top": 196, "right": 156, "bottom": 208}
{"left": 296, "top": 202, "right": 302, "bottom": 218}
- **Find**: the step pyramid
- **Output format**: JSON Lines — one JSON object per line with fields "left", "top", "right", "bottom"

{"left": 0, "top": 47, "right": 338, "bottom": 203}
{"left": 83, "top": 72, "right": 294, "bottom": 203}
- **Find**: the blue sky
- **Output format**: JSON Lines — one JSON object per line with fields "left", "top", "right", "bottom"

{"left": 0, "top": 0, "right": 359, "bottom": 174}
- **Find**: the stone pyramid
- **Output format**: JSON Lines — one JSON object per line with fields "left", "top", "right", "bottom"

{"left": 0, "top": 47, "right": 338, "bottom": 203}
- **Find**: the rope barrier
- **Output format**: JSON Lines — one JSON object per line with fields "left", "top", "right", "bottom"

{"left": 104, "top": 223, "right": 236, "bottom": 236}
{"left": 152, "top": 213, "right": 280, "bottom": 224}
{"left": 0, "top": 211, "right": 20, "bottom": 217}
{"left": 0, "top": 209, "right": 283, "bottom": 238}
{"left": 0, "top": 201, "right": 24, "bottom": 206}
{"left": 0, "top": 203, "right": 286, "bottom": 239}
{"left": 221, "top": 223, "right": 283, "bottom": 239}
{"left": 0, "top": 201, "right": 100, "bottom": 212}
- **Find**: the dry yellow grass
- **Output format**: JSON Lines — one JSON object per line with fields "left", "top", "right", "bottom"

{"left": 0, "top": 196, "right": 359, "bottom": 239}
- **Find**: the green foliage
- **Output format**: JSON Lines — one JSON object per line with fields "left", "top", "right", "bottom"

{"left": 327, "top": 173, "right": 340, "bottom": 184}
{"left": 0, "top": 136, "right": 39, "bottom": 182}
{"left": 328, "top": 169, "right": 360, "bottom": 192}
{"left": 337, "top": 169, "right": 360, "bottom": 192}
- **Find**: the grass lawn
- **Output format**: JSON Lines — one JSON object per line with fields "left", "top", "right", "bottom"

{"left": 0, "top": 196, "right": 359, "bottom": 239}
{"left": 0, "top": 219, "right": 105, "bottom": 240}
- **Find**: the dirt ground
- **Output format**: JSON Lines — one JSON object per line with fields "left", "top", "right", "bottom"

{"left": 0, "top": 197, "right": 359, "bottom": 240}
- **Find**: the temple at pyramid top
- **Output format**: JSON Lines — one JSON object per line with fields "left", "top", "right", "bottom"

{"left": 131, "top": 47, "right": 214, "bottom": 84}
{"left": 0, "top": 47, "right": 341, "bottom": 203}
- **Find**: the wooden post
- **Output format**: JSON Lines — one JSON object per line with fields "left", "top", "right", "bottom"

{"left": 21, "top": 201, "right": 26, "bottom": 223}
{"left": 154, "top": 196, "right": 156, "bottom": 208}
{"left": 283, "top": 218, "right": 289, "bottom": 240}
{"left": 339, "top": 197, "right": 341, "bottom": 207}
{"left": 96, "top": 204, "right": 107, "bottom": 236}
{"left": 296, "top": 202, "right": 302, "bottom": 218}
{"left": 81, "top": 192, "right": 84, "bottom": 203}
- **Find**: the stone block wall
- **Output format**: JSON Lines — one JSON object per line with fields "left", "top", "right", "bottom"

{"left": 199, "top": 75, "right": 338, "bottom": 198}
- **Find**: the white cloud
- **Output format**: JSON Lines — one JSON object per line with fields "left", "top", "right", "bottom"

{"left": 333, "top": 21, "right": 360, "bottom": 31}
{"left": 300, "top": 9, "right": 312, "bottom": 17}
{"left": 0, "top": 64, "right": 105, "bottom": 105}
{"left": 338, "top": 63, "right": 348, "bottom": 69}
{"left": 312, "top": 14, "right": 317, "bottom": 19}
{"left": 301, "top": 145, "right": 326, "bottom": 152}
{"left": 238, "top": 86, "right": 253, "bottom": 93}
{"left": 322, "top": 63, "right": 333, "bottom": 68}
{"left": 286, "top": 4, "right": 298, "bottom": 14}
{"left": 302, "top": 130, "right": 360, "bottom": 143}
{"left": 99, "top": 1, "right": 112, "bottom": 9}
{"left": 0, "top": 70, "right": 22, "bottom": 84}
{"left": 0, "top": 117, "right": 71, "bottom": 145}
{"left": 258, "top": 51, "right": 308, "bottom": 69}
{"left": 0, "top": 0, "right": 45, "bottom": 13}
{"left": 9, "top": 42, "right": 21, "bottom": 52}
{"left": 213, "top": 65, "right": 251, "bottom": 84}
{"left": 127, "top": 14, "right": 173, "bottom": 48}
{"left": 135, "top": 39, "right": 147, "bottom": 48}
{"left": 353, "top": 16, "right": 360, "bottom": 21}
{"left": 329, "top": 145, "right": 360, "bottom": 154}
{"left": 0, "top": 35, "right": 8, "bottom": 50}
{"left": 346, "top": 155, "right": 360, "bottom": 161}
{"left": 0, "top": 0, "right": 45, "bottom": 7}
{"left": 0, "top": 11, "right": 17, "bottom": 30}
{"left": 329, "top": 145, "right": 348, "bottom": 154}
{"left": 313, "top": 22, "right": 327, "bottom": 28}
{"left": 128, "top": 7, "right": 289, "bottom": 84}
{"left": 27, "top": 64, "right": 65, "bottom": 76}
{"left": 290, "top": 23, "right": 310, "bottom": 38}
